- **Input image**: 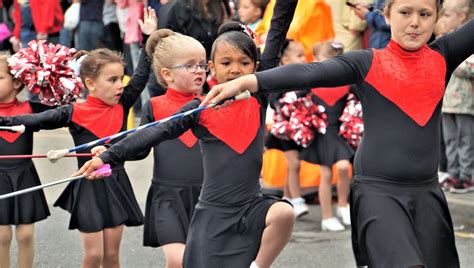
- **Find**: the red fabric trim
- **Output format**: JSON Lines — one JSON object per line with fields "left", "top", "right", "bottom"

{"left": 0, "top": 99, "right": 32, "bottom": 143}
{"left": 200, "top": 96, "right": 261, "bottom": 154}
{"left": 365, "top": 41, "right": 446, "bottom": 126}
{"left": 311, "top": 86, "right": 350, "bottom": 106}
{"left": 72, "top": 96, "right": 124, "bottom": 138}
{"left": 151, "top": 89, "right": 198, "bottom": 148}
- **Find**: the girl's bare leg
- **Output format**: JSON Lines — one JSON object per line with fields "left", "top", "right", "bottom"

{"left": 16, "top": 224, "right": 35, "bottom": 268}
{"left": 0, "top": 225, "right": 13, "bottom": 268}
{"left": 102, "top": 225, "right": 124, "bottom": 268}
{"left": 80, "top": 231, "right": 104, "bottom": 268}
{"left": 319, "top": 165, "right": 334, "bottom": 219}
{"left": 161, "top": 243, "right": 185, "bottom": 268}
{"left": 254, "top": 202, "right": 295, "bottom": 268}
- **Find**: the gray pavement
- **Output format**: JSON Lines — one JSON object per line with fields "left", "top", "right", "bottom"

{"left": 7, "top": 129, "right": 474, "bottom": 267}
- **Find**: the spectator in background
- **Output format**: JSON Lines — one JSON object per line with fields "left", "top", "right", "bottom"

{"left": 103, "top": 0, "right": 122, "bottom": 52}
{"left": 238, "top": 0, "right": 268, "bottom": 32}
{"left": 349, "top": 0, "right": 391, "bottom": 49}
{"left": 439, "top": 0, "right": 474, "bottom": 194}
{"left": 11, "top": 0, "right": 64, "bottom": 51}
{"left": 75, "top": 0, "right": 105, "bottom": 51}
{"left": 158, "top": 0, "right": 231, "bottom": 58}
{"left": 255, "top": 0, "right": 335, "bottom": 62}
{"left": 326, "top": 0, "right": 372, "bottom": 51}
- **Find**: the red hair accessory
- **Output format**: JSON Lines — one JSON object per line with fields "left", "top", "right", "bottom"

{"left": 7, "top": 40, "right": 82, "bottom": 106}
{"left": 240, "top": 24, "right": 255, "bottom": 39}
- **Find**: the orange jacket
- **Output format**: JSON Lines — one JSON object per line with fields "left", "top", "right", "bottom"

{"left": 256, "top": 0, "right": 335, "bottom": 62}
{"left": 13, "top": 0, "right": 64, "bottom": 38}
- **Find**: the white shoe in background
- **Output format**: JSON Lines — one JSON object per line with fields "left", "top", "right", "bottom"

{"left": 336, "top": 206, "right": 351, "bottom": 226}
{"left": 250, "top": 261, "right": 259, "bottom": 268}
{"left": 321, "top": 217, "right": 345, "bottom": 231}
{"left": 291, "top": 197, "right": 309, "bottom": 218}
{"left": 438, "top": 171, "right": 450, "bottom": 183}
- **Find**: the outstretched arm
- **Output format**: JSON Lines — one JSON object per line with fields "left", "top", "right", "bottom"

{"left": 0, "top": 105, "right": 72, "bottom": 132}
{"left": 202, "top": 50, "right": 372, "bottom": 106}
{"left": 74, "top": 99, "right": 202, "bottom": 179}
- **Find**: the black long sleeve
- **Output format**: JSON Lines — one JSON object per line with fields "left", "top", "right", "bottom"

{"left": 259, "top": 0, "right": 298, "bottom": 71}
{"left": 120, "top": 49, "right": 152, "bottom": 110}
{"left": 99, "top": 99, "right": 201, "bottom": 166}
{"left": 430, "top": 18, "right": 474, "bottom": 80}
{"left": 257, "top": 19, "right": 474, "bottom": 95}
{"left": 257, "top": 50, "right": 372, "bottom": 94}
{"left": 0, "top": 105, "right": 72, "bottom": 132}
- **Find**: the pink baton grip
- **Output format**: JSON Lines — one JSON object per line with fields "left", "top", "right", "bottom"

{"left": 91, "top": 164, "right": 112, "bottom": 177}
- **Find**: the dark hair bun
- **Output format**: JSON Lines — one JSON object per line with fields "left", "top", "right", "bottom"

{"left": 146, "top": 29, "right": 176, "bottom": 57}
{"left": 217, "top": 21, "right": 246, "bottom": 37}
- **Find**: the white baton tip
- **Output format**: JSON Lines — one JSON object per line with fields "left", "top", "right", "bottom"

{"left": 11, "top": 125, "right": 26, "bottom": 133}
{"left": 234, "top": 90, "right": 251, "bottom": 101}
{"left": 46, "top": 149, "right": 70, "bottom": 160}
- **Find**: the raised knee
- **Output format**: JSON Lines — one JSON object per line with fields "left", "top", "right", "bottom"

{"left": 270, "top": 202, "right": 295, "bottom": 226}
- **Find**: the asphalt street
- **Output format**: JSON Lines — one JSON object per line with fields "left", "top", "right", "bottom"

{"left": 6, "top": 129, "right": 474, "bottom": 267}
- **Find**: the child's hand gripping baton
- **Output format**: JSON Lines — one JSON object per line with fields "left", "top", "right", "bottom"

{"left": 46, "top": 91, "right": 251, "bottom": 160}
{"left": 0, "top": 164, "right": 112, "bottom": 200}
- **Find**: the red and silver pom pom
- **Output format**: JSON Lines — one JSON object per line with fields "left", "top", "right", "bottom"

{"left": 339, "top": 93, "right": 364, "bottom": 148}
{"left": 7, "top": 40, "right": 82, "bottom": 106}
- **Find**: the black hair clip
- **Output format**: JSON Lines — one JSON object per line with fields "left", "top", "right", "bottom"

{"left": 240, "top": 24, "right": 255, "bottom": 39}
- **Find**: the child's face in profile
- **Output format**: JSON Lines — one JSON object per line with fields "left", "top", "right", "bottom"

{"left": 238, "top": 0, "right": 262, "bottom": 25}
{"left": 281, "top": 42, "right": 306, "bottom": 65}
{"left": 209, "top": 43, "right": 256, "bottom": 84}
{"left": 0, "top": 65, "right": 21, "bottom": 103}
{"left": 438, "top": 7, "right": 467, "bottom": 33}
{"left": 85, "top": 62, "right": 125, "bottom": 106}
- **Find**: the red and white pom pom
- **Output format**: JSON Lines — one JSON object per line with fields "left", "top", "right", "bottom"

{"left": 271, "top": 93, "right": 328, "bottom": 148}
{"left": 339, "top": 93, "right": 364, "bottom": 148}
{"left": 7, "top": 40, "right": 82, "bottom": 106}
{"left": 270, "top": 92, "right": 298, "bottom": 141}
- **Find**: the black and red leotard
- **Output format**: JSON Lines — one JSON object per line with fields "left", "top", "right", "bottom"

{"left": 254, "top": 19, "right": 474, "bottom": 268}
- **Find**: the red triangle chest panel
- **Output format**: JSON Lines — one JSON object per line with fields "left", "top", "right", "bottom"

{"left": 365, "top": 42, "right": 446, "bottom": 126}
{"left": 0, "top": 100, "right": 32, "bottom": 143}
{"left": 312, "top": 86, "right": 350, "bottom": 106}
{"left": 72, "top": 97, "right": 124, "bottom": 138}
{"left": 151, "top": 91, "right": 198, "bottom": 148}
{"left": 199, "top": 97, "right": 261, "bottom": 154}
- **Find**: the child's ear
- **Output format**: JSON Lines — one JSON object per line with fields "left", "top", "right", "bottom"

{"left": 12, "top": 79, "right": 23, "bottom": 91}
{"left": 208, "top": 60, "right": 216, "bottom": 77}
{"left": 255, "top": 61, "right": 259, "bottom": 72}
{"left": 85, "top": 77, "right": 95, "bottom": 92}
{"left": 161, "top": 68, "right": 173, "bottom": 84}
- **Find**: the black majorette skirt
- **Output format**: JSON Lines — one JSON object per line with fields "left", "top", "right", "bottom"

{"left": 53, "top": 167, "right": 143, "bottom": 232}
{"left": 265, "top": 133, "right": 301, "bottom": 152}
{"left": 183, "top": 193, "right": 292, "bottom": 268}
{"left": 299, "top": 127, "right": 354, "bottom": 167}
{"left": 143, "top": 182, "right": 201, "bottom": 247}
{"left": 350, "top": 176, "right": 460, "bottom": 268}
{"left": 0, "top": 163, "right": 50, "bottom": 225}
